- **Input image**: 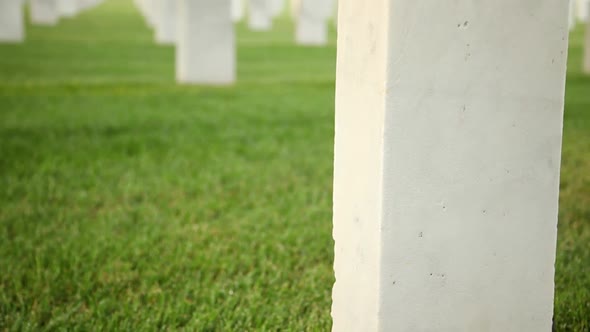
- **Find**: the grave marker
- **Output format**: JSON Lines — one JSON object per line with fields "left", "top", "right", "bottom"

{"left": 30, "top": 0, "right": 59, "bottom": 26}
{"left": 0, "top": 0, "right": 24, "bottom": 42}
{"left": 176, "top": 0, "right": 235, "bottom": 84}
{"left": 331, "top": 1, "right": 570, "bottom": 331}
{"left": 248, "top": 0, "right": 272, "bottom": 31}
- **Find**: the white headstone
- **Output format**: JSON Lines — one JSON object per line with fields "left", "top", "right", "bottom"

{"left": 270, "top": 0, "right": 284, "bottom": 17}
{"left": 137, "top": 0, "right": 155, "bottom": 28}
{"left": 30, "top": 0, "right": 59, "bottom": 26}
{"left": 576, "top": 0, "right": 590, "bottom": 22}
{"left": 57, "top": 0, "right": 78, "bottom": 17}
{"left": 290, "top": 0, "right": 300, "bottom": 18}
{"left": 176, "top": 0, "right": 235, "bottom": 84}
{"left": 0, "top": 0, "right": 24, "bottom": 43}
{"left": 331, "top": 1, "right": 569, "bottom": 331}
{"left": 248, "top": 0, "right": 272, "bottom": 31}
{"left": 231, "top": 0, "right": 245, "bottom": 22}
{"left": 154, "top": 0, "right": 176, "bottom": 45}
{"left": 295, "top": 0, "right": 332, "bottom": 45}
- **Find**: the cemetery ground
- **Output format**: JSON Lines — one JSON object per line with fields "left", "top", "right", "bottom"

{"left": 0, "top": 1, "right": 588, "bottom": 330}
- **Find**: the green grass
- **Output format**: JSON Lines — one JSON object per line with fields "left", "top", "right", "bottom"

{"left": 0, "top": 1, "right": 588, "bottom": 330}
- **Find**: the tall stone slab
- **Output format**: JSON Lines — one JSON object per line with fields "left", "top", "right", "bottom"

{"left": 30, "top": 0, "right": 59, "bottom": 25}
{"left": 331, "top": 1, "right": 569, "bottom": 331}
{"left": 248, "top": 0, "right": 272, "bottom": 31}
{"left": 295, "top": 0, "right": 332, "bottom": 45}
{"left": 0, "top": 0, "right": 24, "bottom": 42}
{"left": 176, "top": 0, "right": 235, "bottom": 84}
{"left": 154, "top": 0, "right": 176, "bottom": 44}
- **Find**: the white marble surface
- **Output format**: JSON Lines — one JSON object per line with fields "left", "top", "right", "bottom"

{"left": 332, "top": 1, "right": 569, "bottom": 331}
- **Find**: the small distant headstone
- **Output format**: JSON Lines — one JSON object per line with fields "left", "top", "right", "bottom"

{"left": 57, "top": 0, "right": 78, "bottom": 17}
{"left": 295, "top": 0, "right": 333, "bottom": 45}
{"left": 176, "top": 0, "right": 235, "bottom": 84}
{"left": 30, "top": 0, "right": 59, "bottom": 26}
{"left": 248, "top": 0, "right": 272, "bottom": 31}
{"left": 0, "top": 0, "right": 24, "bottom": 42}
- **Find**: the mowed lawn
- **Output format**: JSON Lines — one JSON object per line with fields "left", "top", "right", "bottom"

{"left": 0, "top": 1, "right": 588, "bottom": 330}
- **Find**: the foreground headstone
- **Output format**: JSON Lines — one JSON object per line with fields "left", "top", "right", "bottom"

{"left": 248, "top": 0, "right": 272, "bottom": 31}
{"left": 331, "top": 1, "right": 569, "bottom": 331}
{"left": 0, "top": 0, "right": 24, "bottom": 42}
{"left": 176, "top": 0, "right": 235, "bottom": 84}
{"left": 154, "top": 0, "right": 175, "bottom": 45}
{"left": 295, "top": 0, "right": 332, "bottom": 45}
{"left": 30, "top": 0, "right": 59, "bottom": 25}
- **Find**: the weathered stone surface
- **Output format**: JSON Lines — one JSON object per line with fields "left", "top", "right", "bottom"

{"left": 332, "top": 1, "right": 569, "bottom": 331}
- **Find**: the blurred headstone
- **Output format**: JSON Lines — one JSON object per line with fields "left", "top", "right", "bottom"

{"left": 295, "top": 0, "right": 332, "bottom": 45}
{"left": 232, "top": 0, "right": 245, "bottom": 22}
{"left": 0, "top": 0, "right": 24, "bottom": 42}
{"left": 30, "top": 0, "right": 59, "bottom": 25}
{"left": 248, "top": 0, "right": 272, "bottom": 31}
{"left": 176, "top": 0, "right": 235, "bottom": 84}
{"left": 154, "top": 0, "right": 176, "bottom": 44}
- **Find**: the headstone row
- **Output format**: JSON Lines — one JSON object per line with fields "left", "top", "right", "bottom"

{"left": 133, "top": 0, "right": 337, "bottom": 85}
